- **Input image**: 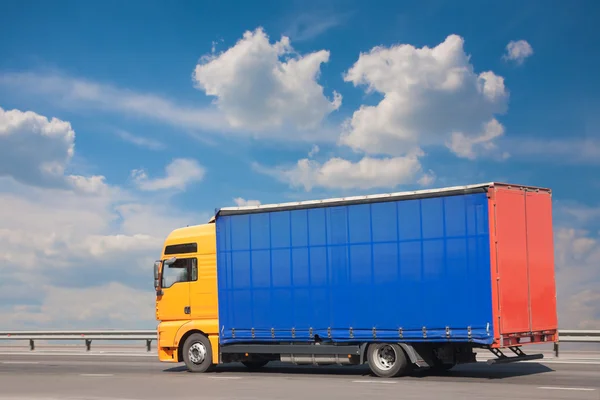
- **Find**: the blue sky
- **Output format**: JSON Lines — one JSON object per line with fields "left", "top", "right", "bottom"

{"left": 0, "top": 0, "right": 599, "bottom": 329}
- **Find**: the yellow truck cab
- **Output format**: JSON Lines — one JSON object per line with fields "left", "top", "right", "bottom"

{"left": 154, "top": 220, "right": 220, "bottom": 371}
{"left": 154, "top": 218, "right": 272, "bottom": 372}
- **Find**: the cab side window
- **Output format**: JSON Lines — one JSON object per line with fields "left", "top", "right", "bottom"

{"left": 162, "top": 258, "right": 197, "bottom": 288}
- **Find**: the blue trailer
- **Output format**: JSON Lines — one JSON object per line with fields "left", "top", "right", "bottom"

{"left": 207, "top": 183, "right": 554, "bottom": 377}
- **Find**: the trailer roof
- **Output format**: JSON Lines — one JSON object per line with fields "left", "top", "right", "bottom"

{"left": 214, "top": 181, "right": 549, "bottom": 217}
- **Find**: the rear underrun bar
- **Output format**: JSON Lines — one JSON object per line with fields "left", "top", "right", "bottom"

{"left": 486, "top": 346, "right": 544, "bottom": 365}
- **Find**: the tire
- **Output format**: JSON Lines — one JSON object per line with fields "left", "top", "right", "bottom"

{"left": 367, "top": 343, "right": 409, "bottom": 378}
{"left": 242, "top": 360, "right": 269, "bottom": 369}
{"left": 182, "top": 333, "right": 213, "bottom": 373}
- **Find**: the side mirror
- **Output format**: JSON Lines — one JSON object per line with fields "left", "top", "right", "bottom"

{"left": 153, "top": 261, "right": 160, "bottom": 289}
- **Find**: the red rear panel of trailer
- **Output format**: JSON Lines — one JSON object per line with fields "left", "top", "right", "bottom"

{"left": 488, "top": 184, "right": 558, "bottom": 345}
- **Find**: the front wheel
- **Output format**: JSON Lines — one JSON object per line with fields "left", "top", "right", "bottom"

{"left": 182, "top": 333, "right": 213, "bottom": 373}
{"left": 367, "top": 343, "right": 409, "bottom": 378}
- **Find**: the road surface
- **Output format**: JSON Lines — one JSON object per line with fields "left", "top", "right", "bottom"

{"left": 0, "top": 347, "right": 598, "bottom": 399}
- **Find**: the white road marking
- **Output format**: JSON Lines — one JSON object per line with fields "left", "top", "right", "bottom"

{"left": 475, "top": 355, "right": 600, "bottom": 365}
{"left": 538, "top": 386, "right": 596, "bottom": 391}
{"left": 1, "top": 361, "right": 40, "bottom": 364}
{"left": 352, "top": 380, "right": 397, "bottom": 384}
{"left": 79, "top": 373, "right": 114, "bottom": 377}
{"left": 524, "top": 360, "right": 600, "bottom": 365}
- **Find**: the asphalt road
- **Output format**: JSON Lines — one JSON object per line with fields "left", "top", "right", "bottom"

{"left": 0, "top": 350, "right": 599, "bottom": 400}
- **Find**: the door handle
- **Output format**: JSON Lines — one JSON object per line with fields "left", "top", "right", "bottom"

{"left": 184, "top": 306, "right": 191, "bottom": 314}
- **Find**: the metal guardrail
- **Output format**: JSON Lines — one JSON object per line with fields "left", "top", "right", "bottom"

{"left": 0, "top": 330, "right": 157, "bottom": 351}
{"left": 558, "top": 330, "right": 600, "bottom": 342}
{"left": 1, "top": 329, "right": 599, "bottom": 354}
{"left": 554, "top": 330, "right": 600, "bottom": 357}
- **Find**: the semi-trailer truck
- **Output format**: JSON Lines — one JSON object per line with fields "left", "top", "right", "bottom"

{"left": 153, "top": 182, "right": 558, "bottom": 377}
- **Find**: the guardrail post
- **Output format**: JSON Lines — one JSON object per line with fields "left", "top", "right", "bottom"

{"left": 554, "top": 342, "right": 559, "bottom": 358}
{"left": 146, "top": 340, "right": 152, "bottom": 352}
{"left": 85, "top": 339, "right": 92, "bottom": 351}
{"left": 29, "top": 340, "right": 34, "bottom": 351}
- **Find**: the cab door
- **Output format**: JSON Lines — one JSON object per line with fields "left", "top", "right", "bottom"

{"left": 189, "top": 253, "right": 218, "bottom": 322}
{"left": 156, "top": 257, "right": 196, "bottom": 321}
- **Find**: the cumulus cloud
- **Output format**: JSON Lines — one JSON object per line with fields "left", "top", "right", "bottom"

{"left": 233, "top": 197, "right": 261, "bottom": 207}
{"left": 0, "top": 177, "right": 189, "bottom": 271}
{"left": 255, "top": 151, "right": 431, "bottom": 191}
{"left": 0, "top": 174, "right": 199, "bottom": 329}
{"left": 0, "top": 282, "right": 156, "bottom": 329}
{"left": 131, "top": 158, "right": 205, "bottom": 191}
{"left": 503, "top": 40, "right": 534, "bottom": 65}
{"left": 554, "top": 226, "right": 600, "bottom": 329}
{"left": 192, "top": 27, "right": 342, "bottom": 132}
{"left": 259, "top": 34, "right": 509, "bottom": 192}
{"left": 0, "top": 107, "right": 203, "bottom": 329}
{"left": 340, "top": 34, "right": 509, "bottom": 159}
{"left": 0, "top": 106, "right": 71, "bottom": 185}
{"left": 0, "top": 106, "right": 109, "bottom": 193}
{"left": 447, "top": 118, "right": 509, "bottom": 160}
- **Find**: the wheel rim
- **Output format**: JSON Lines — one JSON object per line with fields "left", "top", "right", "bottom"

{"left": 374, "top": 344, "right": 397, "bottom": 370}
{"left": 188, "top": 342, "right": 207, "bottom": 364}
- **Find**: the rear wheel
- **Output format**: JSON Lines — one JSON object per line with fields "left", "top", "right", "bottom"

{"left": 367, "top": 343, "right": 409, "bottom": 378}
{"left": 182, "top": 333, "right": 213, "bottom": 373}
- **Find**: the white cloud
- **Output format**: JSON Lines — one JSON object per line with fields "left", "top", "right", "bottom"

{"left": 0, "top": 106, "right": 70, "bottom": 185}
{"left": 0, "top": 107, "right": 202, "bottom": 329}
{"left": 131, "top": 158, "right": 205, "bottom": 191}
{"left": 1, "top": 69, "right": 340, "bottom": 144}
{"left": 255, "top": 151, "right": 430, "bottom": 191}
{"left": 0, "top": 106, "right": 109, "bottom": 193}
{"left": 502, "top": 136, "right": 600, "bottom": 165}
{"left": 0, "top": 178, "right": 185, "bottom": 272}
{"left": 447, "top": 118, "right": 509, "bottom": 160}
{"left": 0, "top": 175, "right": 196, "bottom": 330}
{"left": 283, "top": 11, "right": 351, "bottom": 42}
{"left": 340, "top": 34, "right": 509, "bottom": 159}
{"left": 308, "top": 144, "right": 320, "bottom": 158}
{"left": 558, "top": 203, "right": 600, "bottom": 224}
{"left": 0, "top": 71, "right": 229, "bottom": 133}
{"left": 192, "top": 27, "right": 342, "bottom": 132}
{"left": 554, "top": 226, "right": 600, "bottom": 329}
{"left": 418, "top": 170, "right": 436, "bottom": 186}
{"left": 115, "top": 129, "right": 165, "bottom": 150}
{"left": 503, "top": 40, "right": 534, "bottom": 65}
{"left": 0, "top": 282, "right": 156, "bottom": 329}
{"left": 233, "top": 197, "right": 261, "bottom": 207}
{"left": 258, "top": 34, "right": 508, "bottom": 192}
{"left": 113, "top": 202, "right": 209, "bottom": 236}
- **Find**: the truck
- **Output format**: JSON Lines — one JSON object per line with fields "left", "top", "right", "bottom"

{"left": 153, "top": 182, "right": 558, "bottom": 378}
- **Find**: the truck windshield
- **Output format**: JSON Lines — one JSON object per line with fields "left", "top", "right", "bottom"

{"left": 161, "top": 258, "right": 196, "bottom": 288}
